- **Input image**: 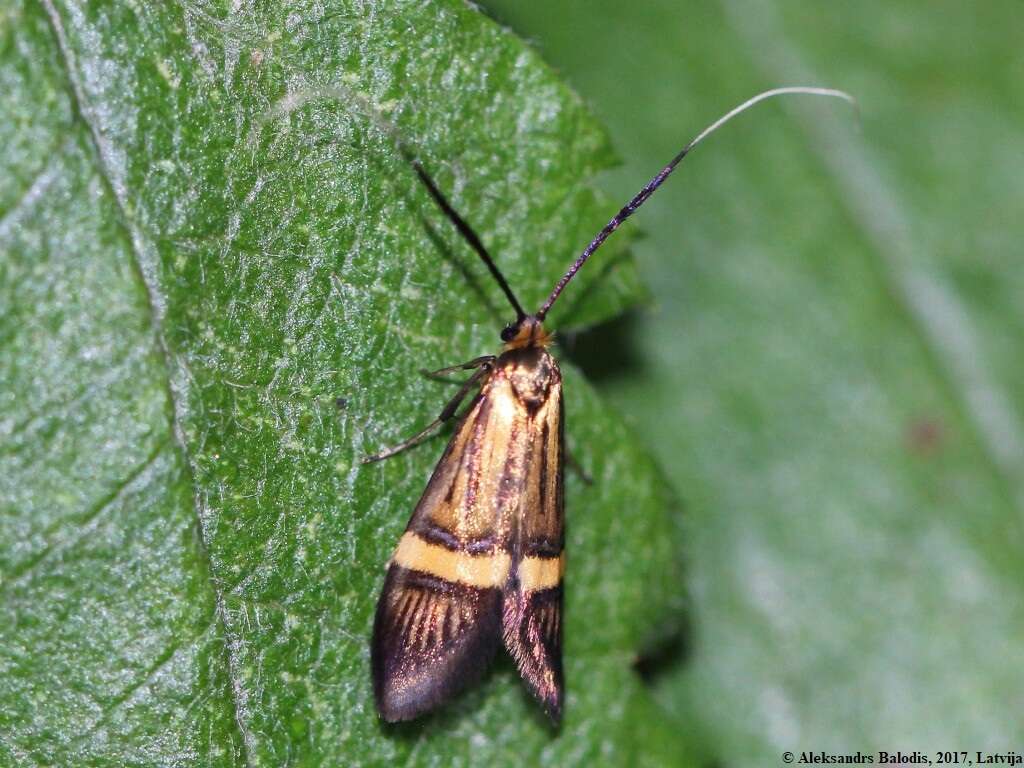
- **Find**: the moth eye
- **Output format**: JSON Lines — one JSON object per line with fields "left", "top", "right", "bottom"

{"left": 501, "top": 323, "right": 518, "bottom": 342}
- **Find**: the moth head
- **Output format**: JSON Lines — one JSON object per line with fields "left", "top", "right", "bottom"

{"left": 501, "top": 315, "right": 552, "bottom": 350}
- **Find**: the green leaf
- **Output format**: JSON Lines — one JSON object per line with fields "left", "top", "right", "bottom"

{"left": 0, "top": 1, "right": 685, "bottom": 765}
{"left": 485, "top": 0, "right": 1024, "bottom": 762}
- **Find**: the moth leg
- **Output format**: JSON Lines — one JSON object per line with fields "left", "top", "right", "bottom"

{"left": 362, "top": 363, "right": 492, "bottom": 463}
{"left": 420, "top": 355, "right": 496, "bottom": 382}
{"left": 565, "top": 444, "right": 593, "bottom": 485}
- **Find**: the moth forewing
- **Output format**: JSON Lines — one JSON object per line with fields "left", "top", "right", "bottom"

{"left": 371, "top": 379, "right": 505, "bottom": 722}
{"left": 501, "top": 357, "right": 564, "bottom": 718}
{"left": 372, "top": 340, "right": 564, "bottom": 722}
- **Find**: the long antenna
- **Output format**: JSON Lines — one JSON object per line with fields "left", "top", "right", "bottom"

{"left": 404, "top": 154, "right": 526, "bottom": 320}
{"left": 331, "top": 85, "right": 526, "bottom": 320}
{"left": 535, "top": 86, "right": 857, "bottom": 320}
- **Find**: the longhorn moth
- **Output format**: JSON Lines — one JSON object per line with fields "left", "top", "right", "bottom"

{"left": 364, "top": 87, "right": 855, "bottom": 722}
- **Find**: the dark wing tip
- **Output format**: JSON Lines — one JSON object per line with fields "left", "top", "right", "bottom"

{"left": 539, "top": 687, "right": 563, "bottom": 725}
{"left": 521, "top": 670, "right": 563, "bottom": 726}
{"left": 372, "top": 630, "right": 500, "bottom": 723}
{"left": 374, "top": 680, "right": 438, "bottom": 723}
{"left": 371, "top": 568, "right": 503, "bottom": 722}
{"left": 504, "top": 587, "right": 565, "bottom": 725}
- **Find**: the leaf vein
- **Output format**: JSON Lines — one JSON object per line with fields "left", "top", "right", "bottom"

{"left": 39, "top": 3, "right": 257, "bottom": 764}
{"left": 2, "top": 436, "right": 169, "bottom": 591}
{"left": 0, "top": 137, "right": 72, "bottom": 241}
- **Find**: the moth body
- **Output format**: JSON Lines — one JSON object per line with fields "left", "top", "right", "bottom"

{"left": 364, "top": 86, "right": 854, "bottom": 723}
{"left": 372, "top": 323, "right": 565, "bottom": 722}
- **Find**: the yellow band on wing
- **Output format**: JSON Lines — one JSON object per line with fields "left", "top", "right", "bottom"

{"left": 518, "top": 554, "right": 564, "bottom": 592}
{"left": 392, "top": 532, "right": 511, "bottom": 588}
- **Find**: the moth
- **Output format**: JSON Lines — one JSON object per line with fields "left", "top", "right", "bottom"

{"left": 364, "top": 87, "right": 854, "bottom": 722}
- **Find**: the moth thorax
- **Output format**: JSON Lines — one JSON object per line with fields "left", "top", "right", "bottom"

{"left": 502, "top": 346, "right": 556, "bottom": 406}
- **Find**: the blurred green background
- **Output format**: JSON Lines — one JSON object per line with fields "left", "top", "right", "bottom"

{"left": 485, "top": 0, "right": 1024, "bottom": 761}
{"left": 3, "top": 0, "right": 1023, "bottom": 765}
